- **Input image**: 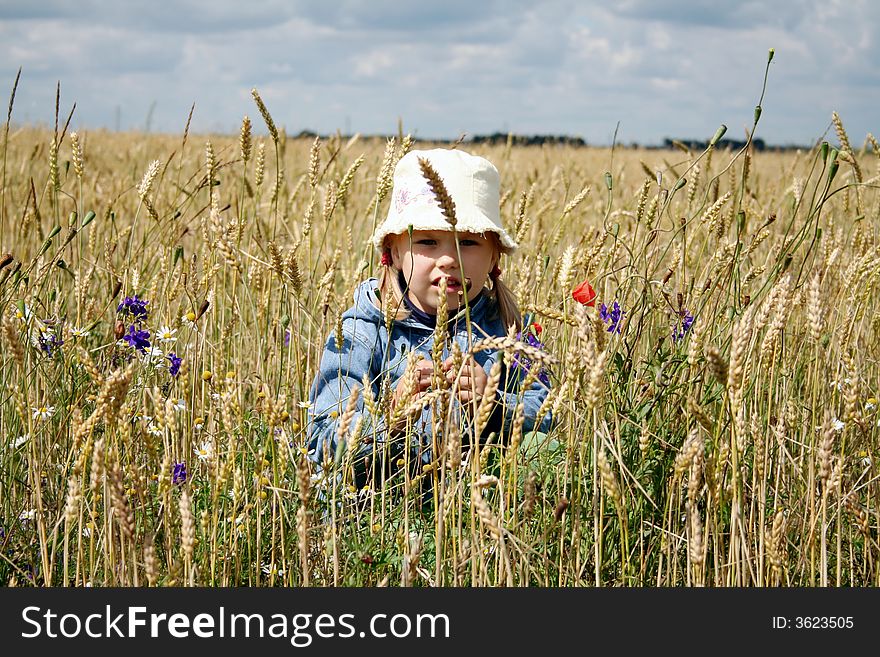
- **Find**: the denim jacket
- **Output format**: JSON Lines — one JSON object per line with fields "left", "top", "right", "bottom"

{"left": 308, "top": 278, "right": 552, "bottom": 481}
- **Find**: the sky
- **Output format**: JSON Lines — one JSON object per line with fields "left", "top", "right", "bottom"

{"left": 0, "top": 0, "right": 877, "bottom": 147}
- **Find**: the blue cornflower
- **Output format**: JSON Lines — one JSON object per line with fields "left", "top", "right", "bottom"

{"left": 122, "top": 325, "right": 151, "bottom": 353}
{"left": 524, "top": 332, "right": 542, "bottom": 350}
{"left": 117, "top": 294, "right": 149, "bottom": 320}
{"left": 599, "top": 301, "right": 624, "bottom": 334}
{"left": 682, "top": 311, "right": 695, "bottom": 333}
{"left": 38, "top": 330, "right": 63, "bottom": 358}
{"left": 535, "top": 368, "right": 551, "bottom": 387}
{"left": 167, "top": 352, "right": 182, "bottom": 377}
{"left": 672, "top": 310, "right": 695, "bottom": 344}
{"left": 172, "top": 461, "right": 187, "bottom": 486}
{"left": 511, "top": 322, "right": 551, "bottom": 386}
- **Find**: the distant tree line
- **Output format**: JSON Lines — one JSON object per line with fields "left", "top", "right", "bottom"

{"left": 294, "top": 129, "right": 808, "bottom": 151}
{"left": 468, "top": 132, "right": 587, "bottom": 147}
{"left": 660, "top": 137, "right": 768, "bottom": 151}
{"left": 467, "top": 134, "right": 804, "bottom": 151}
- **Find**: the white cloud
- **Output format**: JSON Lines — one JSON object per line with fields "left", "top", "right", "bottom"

{"left": 353, "top": 51, "right": 394, "bottom": 77}
{"left": 647, "top": 26, "right": 672, "bottom": 51}
{"left": 650, "top": 77, "right": 683, "bottom": 91}
{"left": 0, "top": 0, "right": 876, "bottom": 145}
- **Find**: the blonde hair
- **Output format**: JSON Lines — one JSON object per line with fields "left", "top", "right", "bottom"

{"left": 375, "top": 233, "right": 522, "bottom": 334}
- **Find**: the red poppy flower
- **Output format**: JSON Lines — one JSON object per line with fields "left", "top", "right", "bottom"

{"left": 571, "top": 279, "right": 597, "bottom": 307}
{"left": 531, "top": 321, "right": 543, "bottom": 335}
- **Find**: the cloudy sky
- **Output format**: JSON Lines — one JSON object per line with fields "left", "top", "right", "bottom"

{"left": 0, "top": 0, "right": 876, "bottom": 146}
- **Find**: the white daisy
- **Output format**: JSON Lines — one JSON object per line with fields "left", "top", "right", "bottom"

{"left": 261, "top": 562, "right": 285, "bottom": 577}
{"left": 14, "top": 303, "right": 33, "bottom": 324}
{"left": 194, "top": 440, "right": 214, "bottom": 462}
{"left": 831, "top": 418, "right": 845, "bottom": 432}
{"left": 180, "top": 312, "right": 197, "bottom": 329}
{"left": 12, "top": 434, "right": 30, "bottom": 449}
{"left": 69, "top": 326, "right": 90, "bottom": 338}
{"left": 146, "top": 422, "right": 163, "bottom": 437}
{"left": 19, "top": 509, "right": 36, "bottom": 521}
{"left": 171, "top": 398, "right": 186, "bottom": 412}
{"left": 866, "top": 398, "right": 877, "bottom": 412}
{"left": 156, "top": 325, "right": 177, "bottom": 343}
{"left": 32, "top": 406, "right": 56, "bottom": 421}
{"left": 141, "top": 346, "right": 166, "bottom": 362}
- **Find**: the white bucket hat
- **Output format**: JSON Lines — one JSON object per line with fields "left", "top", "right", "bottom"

{"left": 371, "top": 148, "right": 518, "bottom": 254}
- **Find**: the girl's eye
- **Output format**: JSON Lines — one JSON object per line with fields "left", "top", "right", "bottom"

{"left": 415, "top": 239, "right": 437, "bottom": 246}
{"left": 459, "top": 239, "right": 478, "bottom": 246}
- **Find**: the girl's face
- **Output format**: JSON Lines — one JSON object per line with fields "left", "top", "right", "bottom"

{"left": 389, "top": 230, "right": 498, "bottom": 315}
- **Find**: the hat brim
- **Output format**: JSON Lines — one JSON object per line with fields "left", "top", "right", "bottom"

{"left": 371, "top": 209, "right": 517, "bottom": 255}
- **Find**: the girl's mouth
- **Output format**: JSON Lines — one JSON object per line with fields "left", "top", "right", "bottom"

{"left": 433, "top": 276, "right": 472, "bottom": 293}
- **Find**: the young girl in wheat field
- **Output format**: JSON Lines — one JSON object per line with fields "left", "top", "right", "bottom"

{"left": 308, "top": 148, "right": 553, "bottom": 488}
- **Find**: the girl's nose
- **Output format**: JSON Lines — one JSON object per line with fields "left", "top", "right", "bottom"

{"left": 436, "top": 251, "right": 458, "bottom": 269}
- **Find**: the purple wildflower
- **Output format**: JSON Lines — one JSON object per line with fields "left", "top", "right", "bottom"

{"left": 284, "top": 330, "right": 291, "bottom": 347}
{"left": 167, "top": 352, "right": 182, "bottom": 377}
{"left": 534, "top": 368, "right": 551, "bottom": 387}
{"left": 122, "top": 325, "right": 151, "bottom": 353}
{"left": 672, "top": 310, "right": 695, "bottom": 344}
{"left": 38, "top": 331, "right": 63, "bottom": 358}
{"left": 172, "top": 461, "right": 187, "bottom": 486}
{"left": 599, "top": 301, "right": 624, "bottom": 334}
{"left": 117, "top": 294, "right": 149, "bottom": 320}
{"left": 682, "top": 311, "right": 695, "bottom": 333}
{"left": 511, "top": 324, "right": 551, "bottom": 386}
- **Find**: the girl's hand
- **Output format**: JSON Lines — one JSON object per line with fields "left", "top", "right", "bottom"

{"left": 443, "top": 356, "right": 487, "bottom": 408}
{"left": 390, "top": 356, "right": 434, "bottom": 431}
{"left": 391, "top": 356, "right": 434, "bottom": 403}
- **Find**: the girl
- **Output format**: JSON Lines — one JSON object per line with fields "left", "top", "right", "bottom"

{"left": 308, "top": 148, "right": 552, "bottom": 488}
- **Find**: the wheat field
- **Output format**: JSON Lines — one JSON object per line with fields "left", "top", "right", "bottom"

{"left": 1, "top": 84, "right": 879, "bottom": 586}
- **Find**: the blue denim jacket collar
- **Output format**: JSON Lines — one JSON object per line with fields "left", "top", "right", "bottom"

{"left": 346, "top": 277, "right": 496, "bottom": 333}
